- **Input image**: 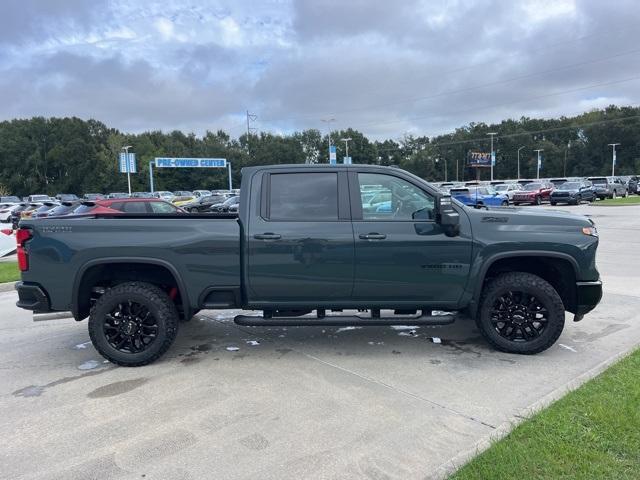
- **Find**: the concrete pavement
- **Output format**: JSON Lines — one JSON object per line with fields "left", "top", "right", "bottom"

{"left": 0, "top": 203, "right": 639, "bottom": 480}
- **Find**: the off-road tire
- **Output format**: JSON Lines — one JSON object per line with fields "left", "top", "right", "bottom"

{"left": 476, "top": 272, "right": 565, "bottom": 354}
{"left": 89, "top": 282, "right": 179, "bottom": 367}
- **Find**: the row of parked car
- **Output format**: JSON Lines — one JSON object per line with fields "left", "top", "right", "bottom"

{"left": 435, "top": 175, "right": 639, "bottom": 207}
{"left": 0, "top": 189, "right": 241, "bottom": 229}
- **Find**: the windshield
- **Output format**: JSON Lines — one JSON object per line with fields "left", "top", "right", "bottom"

{"left": 523, "top": 183, "right": 543, "bottom": 191}
{"left": 558, "top": 182, "right": 581, "bottom": 190}
{"left": 590, "top": 178, "right": 607, "bottom": 184}
{"left": 494, "top": 185, "right": 509, "bottom": 191}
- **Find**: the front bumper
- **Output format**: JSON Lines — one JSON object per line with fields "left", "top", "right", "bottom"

{"left": 15, "top": 282, "right": 51, "bottom": 313}
{"left": 574, "top": 280, "right": 602, "bottom": 316}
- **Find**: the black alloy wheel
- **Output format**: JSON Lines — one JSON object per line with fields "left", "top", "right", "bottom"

{"left": 489, "top": 290, "right": 549, "bottom": 342}
{"left": 476, "top": 272, "right": 565, "bottom": 354}
{"left": 103, "top": 301, "right": 158, "bottom": 354}
{"left": 89, "top": 282, "right": 179, "bottom": 366}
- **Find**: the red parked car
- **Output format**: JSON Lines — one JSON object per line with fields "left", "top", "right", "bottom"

{"left": 70, "top": 198, "right": 186, "bottom": 216}
{"left": 512, "top": 182, "right": 554, "bottom": 206}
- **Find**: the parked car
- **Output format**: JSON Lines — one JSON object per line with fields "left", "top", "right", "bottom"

{"left": 172, "top": 192, "right": 196, "bottom": 206}
{"left": 208, "top": 195, "right": 240, "bottom": 213}
{"left": 548, "top": 178, "right": 568, "bottom": 188}
{"left": 512, "top": 182, "right": 553, "bottom": 205}
{"left": 55, "top": 194, "right": 79, "bottom": 202}
{"left": 549, "top": 181, "right": 595, "bottom": 205}
{"left": 0, "top": 196, "right": 21, "bottom": 204}
{"left": 193, "top": 190, "right": 212, "bottom": 198}
{"left": 131, "top": 192, "right": 155, "bottom": 198}
{"left": 27, "top": 195, "right": 50, "bottom": 203}
{"left": 180, "top": 194, "right": 229, "bottom": 213}
{"left": 588, "top": 177, "right": 627, "bottom": 199}
{"left": 152, "top": 191, "right": 175, "bottom": 201}
{"left": 107, "top": 192, "right": 129, "bottom": 199}
{"left": 450, "top": 186, "right": 510, "bottom": 207}
{"left": 82, "top": 198, "right": 186, "bottom": 214}
{"left": 31, "top": 202, "right": 62, "bottom": 219}
{"left": 626, "top": 175, "right": 639, "bottom": 194}
{"left": 15, "top": 164, "right": 602, "bottom": 366}
{"left": 5, "top": 203, "right": 29, "bottom": 226}
{"left": 0, "top": 203, "right": 26, "bottom": 223}
{"left": 47, "top": 202, "right": 82, "bottom": 217}
{"left": 83, "top": 193, "right": 105, "bottom": 201}
{"left": 493, "top": 183, "right": 521, "bottom": 201}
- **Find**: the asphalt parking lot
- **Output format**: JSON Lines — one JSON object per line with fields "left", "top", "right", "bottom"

{"left": 1, "top": 203, "right": 639, "bottom": 480}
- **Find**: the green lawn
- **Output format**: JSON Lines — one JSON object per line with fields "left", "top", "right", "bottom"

{"left": 0, "top": 262, "right": 19, "bottom": 283}
{"left": 596, "top": 195, "right": 640, "bottom": 206}
{"left": 451, "top": 348, "right": 640, "bottom": 480}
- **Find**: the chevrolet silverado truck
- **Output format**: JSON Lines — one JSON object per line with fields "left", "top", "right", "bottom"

{"left": 15, "top": 164, "right": 602, "bottom": 366}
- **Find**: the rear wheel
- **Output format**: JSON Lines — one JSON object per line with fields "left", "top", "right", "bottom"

{"left": 550, "top": 201, "right": 556, "bottom": 206}
{"left": 88, "top": 282, "right": 179, "bottom": 367}
{"left": 501, "top": 200, "right": 508, "bottom": 206}
{"left": 476, "top": 272, "right": 565, "bottom": 354}
{"left": 611, "top": 191, "right": 617, "bottom": 199}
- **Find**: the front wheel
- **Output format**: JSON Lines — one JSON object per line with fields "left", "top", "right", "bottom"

{"left": 611, "top": 191, "right": 616, "bottom": 199}
{"left": 88, "top": 282, "right": 179, "bottom": 367}
{"left": 476, "top": 272, "right": 565, "bottom": 354}
{"left": 535, "top": 196, "right": 542, "bottom": 205}
{"left": 501, "top": 200, "right": 509, "bottom": 206}
{"left": 550, "top": 201, "right": 556, "bottom": 206}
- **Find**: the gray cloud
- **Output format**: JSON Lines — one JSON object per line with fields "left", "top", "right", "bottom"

{"left": 0, "top": 0, "right": 639, "bottom": 139}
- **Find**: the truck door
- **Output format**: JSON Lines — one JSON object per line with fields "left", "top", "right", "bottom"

{"left": 247, "top": 170, "right": 354, "bottom": 304}
{"left": 349, "top": 171, "right": 472, "bottom": 305}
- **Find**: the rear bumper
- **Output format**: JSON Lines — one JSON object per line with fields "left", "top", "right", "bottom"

{"left": 15, "top": 282, "right": 51, "bottom": 313}
{"left": 575, "top": 280, "right": 602, "bottom": 315}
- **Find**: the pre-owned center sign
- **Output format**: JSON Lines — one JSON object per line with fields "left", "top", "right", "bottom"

{"left": 154, "top": 157, "right": 227, "bottom": 168}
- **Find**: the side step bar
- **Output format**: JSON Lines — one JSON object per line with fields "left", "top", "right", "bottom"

{"left": 234, "top": 314, "right": 456, "bottom": 327}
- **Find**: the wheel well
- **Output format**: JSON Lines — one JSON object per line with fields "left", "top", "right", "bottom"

{"left": 75, "top": 262, "right": 185, "bottom": 320}
{"left": 481, "top": 256, "right": 577, "bottom": 313}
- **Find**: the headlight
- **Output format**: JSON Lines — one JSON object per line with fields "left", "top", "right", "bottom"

{"left": 582, "top": 226, "right": 598, "bottom": 237}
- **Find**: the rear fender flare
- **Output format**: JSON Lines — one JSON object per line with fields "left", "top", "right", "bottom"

{"left": 71, "top": 257, "right": 190, "bottom": 320}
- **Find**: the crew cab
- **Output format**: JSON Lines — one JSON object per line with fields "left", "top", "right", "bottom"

{"left": 15, "top": 165, "right": 602, "bottom": 366}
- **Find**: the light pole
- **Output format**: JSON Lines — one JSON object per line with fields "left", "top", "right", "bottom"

{"left": 608, "top": 143, "right": 620, "bottom": 176}
{"left": 534, "top": 149, "right": 544, "bottom": 180}
{"left": 487, "top": 132, "right": 497, "bottom": 181}
{"left": 341, "top": 137, "right": 352, "bottom": 164}
{"left": 148, "top": 160, "right": 154, "bottom": 192}
{"left": 517, "top": 146, "right": 525, "bottom": 180}
{"left": 435, "top": 158, "right": 447, "bottom": 182}
{"left": 121, "top": 145, "right": 132, "bottom": 196}
{"left": 321, "top": 118, "right": 336, "bottom": 163}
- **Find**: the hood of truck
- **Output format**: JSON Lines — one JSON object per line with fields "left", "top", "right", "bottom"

{"left": 464, "top": 204, "right": 594, "bottom": 230}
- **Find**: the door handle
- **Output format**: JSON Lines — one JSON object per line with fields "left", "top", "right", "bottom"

{"left": 359, "top": 233, "right": 386, "bottom": 240}
{"left": 254, "top": 233, "right": 282, "bottom": 240}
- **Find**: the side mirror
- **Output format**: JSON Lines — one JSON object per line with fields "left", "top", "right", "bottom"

{"left": 437, "top": 195, "right": 460, "bottom": 237}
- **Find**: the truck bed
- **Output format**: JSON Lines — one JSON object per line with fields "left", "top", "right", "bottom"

{"left": 20, "top": 214, "right": 241, "bottom": 313}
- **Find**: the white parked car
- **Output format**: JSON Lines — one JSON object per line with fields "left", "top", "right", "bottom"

{"left": 494, "top": 183, "right": 521, "bottom": 201}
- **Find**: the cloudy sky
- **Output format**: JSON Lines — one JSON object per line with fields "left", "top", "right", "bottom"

{"left": 1, "top": 0, "right": 639, "bottom": 139}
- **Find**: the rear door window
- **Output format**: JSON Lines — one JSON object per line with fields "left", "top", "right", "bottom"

{"left": 268, "top": 172, "right": 338, "bottom": 221}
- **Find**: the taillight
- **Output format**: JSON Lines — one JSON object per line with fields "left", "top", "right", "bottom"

{"left": 16, "top": 228, "right": 32, "bottom": 272}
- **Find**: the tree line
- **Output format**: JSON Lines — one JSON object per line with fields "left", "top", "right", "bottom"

{"left": 1, "top": 105, "right": 639, "bottom": 196}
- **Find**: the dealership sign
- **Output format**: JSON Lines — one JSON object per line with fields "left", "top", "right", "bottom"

{"left": 154, "top": 157, "right": 227, "bottom": 168}
{"left": 467, "top": 152, "right": 492, "bottom": 167}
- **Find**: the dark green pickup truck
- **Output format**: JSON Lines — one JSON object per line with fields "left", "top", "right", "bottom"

{"left": 15, "top": 164, "right": 602, "bottom": 366}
